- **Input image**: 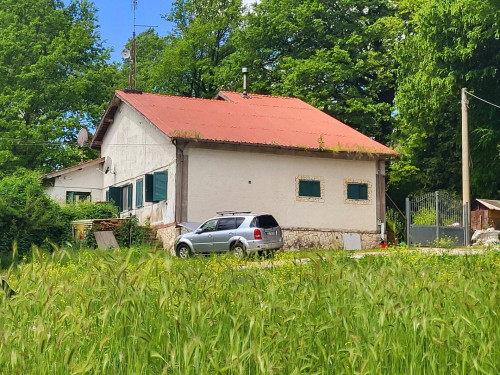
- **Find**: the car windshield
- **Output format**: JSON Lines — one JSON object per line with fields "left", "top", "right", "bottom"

{"left": 253, "top": 215, "right": 278, "bottom": 229}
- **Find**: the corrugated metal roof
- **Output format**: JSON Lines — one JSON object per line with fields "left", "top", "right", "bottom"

{"left": 475, "top": 199, "right": 500, "bottom": 211}
{"left": 92, "top": 90, "right": 397, "bottom": 157}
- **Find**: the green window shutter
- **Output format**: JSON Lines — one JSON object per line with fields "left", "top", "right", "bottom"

{"left": 145, "top": 174, "right": 154, "bottom": 202}
{"left": 347, "top": 183, "right": 368, "bottom": 200}
{"left": 153, "top": 171, "right": 168, "bottom": 202}
{"left": 359, "top": 184, "right": 368, "bottom": 200}
{"left": 347, "top": 183, "right": 358, "bottom": 199}
{"left": 298, "top": 180, "right": 321, "bottom": 197}
{"left": 109, "top": 186, "right": 122, "bottom": 210}
{"left": 127, "top": 184, "right": 133, "bottom": 210}
{"left": 66, "top": 191, "right": 74, "bottom": 203}
{"left": 105, "top": 190, "right": 109, "bottom": 201}
{"left": 136, "top": 179, "right": 143, "bottom": 208}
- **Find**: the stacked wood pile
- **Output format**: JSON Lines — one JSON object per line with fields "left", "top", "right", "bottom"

{"left": 92, "top": 219, "right": 125, "bottom": 232}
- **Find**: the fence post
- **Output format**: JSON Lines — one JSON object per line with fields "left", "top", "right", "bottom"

{"left": 405, "top": 197, "right": 411, "bottom": 245}
{"left": 435, "top": 191, "right": 440, "bottom": 244}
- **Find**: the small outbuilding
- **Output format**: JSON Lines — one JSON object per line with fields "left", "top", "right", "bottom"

{"left": 471, "top": 199, "right": 500, "bottom": 230}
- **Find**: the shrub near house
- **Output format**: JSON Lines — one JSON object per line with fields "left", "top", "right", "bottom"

{"left": 0, "top": 171, "right": 67, "bottom": 258}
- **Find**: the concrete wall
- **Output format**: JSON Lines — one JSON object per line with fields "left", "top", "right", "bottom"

{"left": 45, "top": 166, "right": 103, "bottom": 205}
{"left": 185, "top": 147, "right": 379, "bottom": 234}
{"left": 100, "top": 102, "right": 177, "bottom": 226}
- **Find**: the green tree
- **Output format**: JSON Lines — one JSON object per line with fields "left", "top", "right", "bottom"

{"left": 118, "top": 28, "right": 166, "bottom": 92}
{"left": 0, "top": 0, "right": 119, "bottom": 176}
{"left": 218, "top": 0, "right": 397, "bottom": 141}
{"left": 389, "top": 0, "right": 500, "bottom": 201}
{"left": 150, "top": 0, "right": 243, "bottom": 98}
{"left": 0, "top": 171, "right": 67, "bottom": 257}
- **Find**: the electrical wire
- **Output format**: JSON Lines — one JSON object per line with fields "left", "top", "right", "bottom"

{"left": 465, "top": 90, "right": 500, "bottom": 109}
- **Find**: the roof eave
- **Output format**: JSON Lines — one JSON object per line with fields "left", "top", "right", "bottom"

{"left": 90, "top": 93, "right": 122, "bottom": 150}
{"left": 41, "top": 157, "right": 106, "bottom": 180}
{"left": 171, "top": 137, "right": 399, "bottom": 160}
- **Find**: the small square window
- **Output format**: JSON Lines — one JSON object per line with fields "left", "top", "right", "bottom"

{"left": 296, "top": 176, "right": 324, "bottom": 202}
{"left": 347, "top": 183, "right": 368, "bottom": 200}
{"left": 299, "top": 180, "right": 321, "bottom": 197}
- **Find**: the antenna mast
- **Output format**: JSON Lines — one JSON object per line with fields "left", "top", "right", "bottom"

{"left": 128, "top": 0, "right": 138, "bottom": 90}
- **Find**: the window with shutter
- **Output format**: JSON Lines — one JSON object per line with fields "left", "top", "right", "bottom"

{"left": 108, "top": 186, "right": 122, "bottom": 210}
{"left": 153, "top": 171, "right": 168, "bottom": 202}
{"left": 298, "top": 180, "right": 321, "bottom": 197}
{"left": 136, "top": 178, "right": 143, "bottom": 208}
{"left": 347, "top": 183, "right": 368, "bottom": 200}
{"left": 145, "top": 174, "right": 154, "bottom": 202}
{"left": 127, "top": 183, "right": 133, "bottom": 210}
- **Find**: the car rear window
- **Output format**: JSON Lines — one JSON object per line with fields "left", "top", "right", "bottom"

{"left": 252, "top": 215, "right": 279, "bottom": 229}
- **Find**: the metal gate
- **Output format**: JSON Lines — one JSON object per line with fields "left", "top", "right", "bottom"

{"left": 405, "top": 192, "right": 469, "bottom": 246}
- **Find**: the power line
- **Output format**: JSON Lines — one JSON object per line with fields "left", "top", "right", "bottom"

{"left": 465, "top": 90, "right": 500, "bottom": 109}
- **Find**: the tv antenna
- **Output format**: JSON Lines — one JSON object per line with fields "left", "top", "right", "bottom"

{"left": 124, "top": 0, "right": 157, "bottom": 90}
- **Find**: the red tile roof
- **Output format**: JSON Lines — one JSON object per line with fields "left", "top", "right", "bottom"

{"left": 91, "top": 90, "right": 397, "bottom": 157}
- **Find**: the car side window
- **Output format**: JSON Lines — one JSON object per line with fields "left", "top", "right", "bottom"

{"left": 200, "top": 219, "right": 218, "bottom": 232}
{"left": 235, "top": 217, "right": 245, "bottom": 228}
{"left": 217, "top": 217, "right": 236, "bottom": 231}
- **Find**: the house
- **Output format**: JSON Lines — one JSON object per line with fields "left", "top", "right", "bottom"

{"left": 471, "top": 199, "right": 500, "bottom": 230}
{"left": 44, "top": 89, "right": 398, "bottom": 250}
{"left": 42, "top": 157, "right": 105, "bottom": 204}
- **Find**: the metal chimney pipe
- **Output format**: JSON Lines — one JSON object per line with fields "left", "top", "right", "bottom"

{"left": 242, "top": 67, "right": 248, "bottom": 97}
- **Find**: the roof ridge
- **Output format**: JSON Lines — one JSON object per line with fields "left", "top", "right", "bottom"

{"left": 116, "top": 90, "right": 224, "bottom": 103}
{"left": 219, "top": 90, "right": 300, "bottom": 100}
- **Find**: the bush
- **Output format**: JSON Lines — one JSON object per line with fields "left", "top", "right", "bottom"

{"left": 61, "top": 200, "right": 118, "bottom": 222}
{"left": 0, "top": 171, "right": 67, "bottom": 258}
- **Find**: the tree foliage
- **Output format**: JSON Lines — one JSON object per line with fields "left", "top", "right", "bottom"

{"left": 0, "top": 0, "right": 119, "bottom": 176}
{"left": 147, "top": 0, "right": 243, "bottom": 98}
{"left": 389, "top": 0, "right": 500, "bottom": 201}
{"left": 217, "top": 0, "right": 397, "bottom": 141}
{"left": 0, "top": 171, "right": 68, "bottom": 257}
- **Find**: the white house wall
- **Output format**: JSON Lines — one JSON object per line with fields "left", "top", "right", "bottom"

{"left": 45, "top": 166, "right": 103, "bottom": 204}
{"left": 186, "top": 147, "right": 378, "bottom": 232}
{"left": 100, "top": 102, "right": 177, "bottom": 226}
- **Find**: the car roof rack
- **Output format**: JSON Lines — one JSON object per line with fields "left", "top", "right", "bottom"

{"left": 216, "top": 211, "right": 252, "bottom": 216}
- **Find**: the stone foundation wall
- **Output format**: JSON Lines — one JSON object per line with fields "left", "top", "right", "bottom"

{"left": 157, "top": 226, "right": 382, "bottom": 253}
{"left": 283, "top": 228, "right": 382, "bottom": 250}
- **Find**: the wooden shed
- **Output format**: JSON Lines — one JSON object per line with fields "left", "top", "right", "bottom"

{"left": 471, "top": 199, "right": 500, "bottom": 230}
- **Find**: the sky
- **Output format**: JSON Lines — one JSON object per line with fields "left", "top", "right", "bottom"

{"left": 91, "top": 0, "right": 174, "bottom": 62}
{"left": 90, "top": 0, "right": 257, "bottom": 63}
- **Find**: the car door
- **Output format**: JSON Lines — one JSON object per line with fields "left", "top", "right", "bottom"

{"left": 211, "top": 217, "right": 237, "bottom": 251}
{"left": 190, "top": 219, "right": 218, "bottom": 252}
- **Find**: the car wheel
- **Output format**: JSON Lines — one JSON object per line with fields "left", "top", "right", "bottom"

{"left": 231, "top": 242, "right": 247, "bottom": 259}
{"left": 176, "top": 244, "right": 192, "bottom": 259}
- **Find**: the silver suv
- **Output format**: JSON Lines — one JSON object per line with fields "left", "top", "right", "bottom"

{"left": 174, "top": 212, "right": 283, "bottom": 258}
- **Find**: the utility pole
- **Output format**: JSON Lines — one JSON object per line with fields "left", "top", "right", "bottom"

{"left": 461, "top": 88, "right": 470, "bottom": 244}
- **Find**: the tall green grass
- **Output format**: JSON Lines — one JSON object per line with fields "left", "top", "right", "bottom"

{"left": 1, "top": 247, "right": 499, "bottom": 374}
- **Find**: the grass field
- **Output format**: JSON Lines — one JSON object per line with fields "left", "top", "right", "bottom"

{"left": 1, "top": 246, "right": 499, "bottom": 374}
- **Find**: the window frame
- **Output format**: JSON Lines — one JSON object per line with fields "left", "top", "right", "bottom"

{"left": 295, "top": 175, "right": 325, "bottom": 202}
{"left": 66, "top": 191, "right": 91, "bottom": 204}
{"left": 344, "top": 179, "right": 372, "bottom": 205}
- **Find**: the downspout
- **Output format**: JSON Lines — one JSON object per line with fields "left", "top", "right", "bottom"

{"left": 377, "top": 159, "right": 387, "bottom": 240}
{"left": 174, "top": 140, "right": 185, "bottom": 227}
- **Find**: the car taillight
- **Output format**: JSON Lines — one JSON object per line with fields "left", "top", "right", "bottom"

{"left": 254, "top": 229, "right": 262, "bottom": 240}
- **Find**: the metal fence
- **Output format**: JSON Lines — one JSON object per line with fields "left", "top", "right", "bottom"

{"left": 406, "top": 192, "right": 469, "bottom": 246}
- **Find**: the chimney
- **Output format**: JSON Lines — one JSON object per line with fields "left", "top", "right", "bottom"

{"left": 242, "top": 67, "right": 249, "bottom": 98}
